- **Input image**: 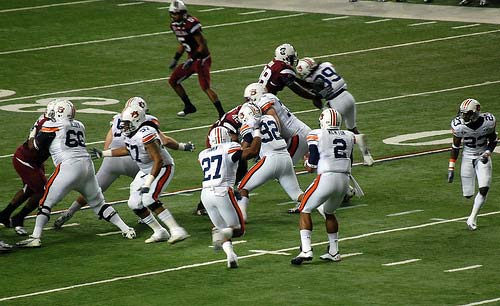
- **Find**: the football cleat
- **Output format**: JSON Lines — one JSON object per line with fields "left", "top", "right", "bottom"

{"left": 14, "top": 226, "right": 28, "bottom": 236}
{"left": 0, "top": 240, "right": 13, "bottom": 252}
{"left": 167, "top": 227, "right": 190, "bottom": 244}
{"left": 144, "top": 229, "right": 170, "bottom": 244}
{"left": 287, "top": 207, "right": 300, "bottom": 214}
{"left": 466, "top": 217, "right": 477, "bottom": 231}
{"left": 176, "top": 105, "right": 197, "bottom": 117}
{"left": 363, "top": 153, "right": 375, "bottom": 166}
{"left": 122, "top": 227, "right": 137, "bottom": 239}
{"left": 320, "top": 251, "right": 341, "bottom": 262}
{"left": 16, "top": 236, "right": 42, "bottom": 248}
{"left": 227, "top": 252, "right": 239, "bottom": 269}
{"left": 53, "top": 212, "right": 73, "bottom": 229}
{"left": 291, "top": 248, "right": 313, "bottom": 265}
{"left": 0, "top": 214, "right": 12, "bottom": 228}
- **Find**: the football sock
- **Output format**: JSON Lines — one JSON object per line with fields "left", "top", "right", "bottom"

{"left": 222, "top": 240, "right": 234, "bottom": 256}
{"left": 157, "top": 209, "right": 180, "bottom": 231}
{"left": 142, "top": 214, "right": 165, "bottom": 233}
{"left": 181, "top": 95, "right": 194, "bottom": 108}
{"left": 108, "top": 213, "right": 130, "bottom": 232}
{"left": 300, "top": 229, "right": 312, "bottom": 253}
{"left": 0, "top": 203, "right": 17, "bottom": 217}
{"left": 32, "top": 214, "right": 48, "bottom": 239}
{"left": 67, "top": 200, "right": 83, "bottom": 216}
{"left": 470, "top": 193, "right": 486, "bottom": 221}
{"left": 213, "top": 100, "right": 225, "bottom": 117}
{"left": 327, "top": 232, "right": 339, "bottom": 255}
{"left": 354, "top": 134, "right": 370, "bottom": 156}
{"left": 12, "top": 205, "right": 35, "bottom": 226}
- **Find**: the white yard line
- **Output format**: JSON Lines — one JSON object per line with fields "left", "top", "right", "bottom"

{"left": 209, "top": 240, "right": 247, "bottom": 248}
{"left": 117, "top": 2, "right": 144, "bottom": 6}
{"left": 0, "top": 0, "right": 102, "bottom": 13}
{"left": 238, "top": 10, "right": 266, "bottom": 15}
{"left": 3, "top": 212, "right": 497, "bottom": 302}
{"left": 96, "top": 231, "right": 122, "bottom": 236}
{"left": 452, "top": 24, "right": 480, "bottom": 29}
{"left": 383, "top": 258, "right": 421, "bottom": 266}
{"left": 197, "top": 7, "right": 224, "bottom": 12}
{"left": 249, "top": 250, "right": 291, "bottom": 255}
{"left": 387, "top": 210, "right": 424, "bottom": 217}
{"left": 365, "top": 19, "right": 392, "bottom": 24}
{"left": 322, "top": 16, "right": 350, "bottom": 21}
{"left": 444, "top": 265, "right": 482, "bottom": 273}
{"left": 459, "top": 297, "right": 500, "bottom": 306}
{"left": 408, "top": 21, "right": 437, "bottom": 26}
{"left": 43, "top": 223, "right": 80, "bottom": 231}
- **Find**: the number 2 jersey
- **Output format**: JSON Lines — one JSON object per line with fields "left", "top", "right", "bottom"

{"left": 198, "top": 142, "right": 242, "bottom": 189}
{"left": 451, "top": 113, "right": 497, "bottom": 159}
{"left": 307, "top": 128, "right": 355, "bottom": 174}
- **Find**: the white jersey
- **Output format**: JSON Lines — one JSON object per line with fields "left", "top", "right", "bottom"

{"left": 124, "top": 125, "right": 174, "bottom": 173}
{"left": 109, "top": 113, "right": 160, "bottom": 149}
{"left": 40, "top": 119, "right": 89, "bottom": 166}
{"left": 240, "top": 115, "right": 287, "bottom": 158}
{"left": 451, "top": 113, "right": 497, "bottom": 159}
{"left": 307, "top": 128, "right": 355, "bottom": 174}
{"left": 199, "top": 142, "right": 242, "bottom": 189}
{"left": 303, "top": 62, "right": 347, "bottom": 100}
{"left": 256, "top": 93, "right": 311, "bottom": 139}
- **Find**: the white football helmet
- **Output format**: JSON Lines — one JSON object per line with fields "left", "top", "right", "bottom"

{"left": 124, "top": 96, "right": 149, "bottom": 114}
{"left": 238, "top": 102, "right": 262, "bottom": 124}
{"left": 459, "top": 98, "right": 481, "bottom": 124}
{"left": 274, "top": 43, "right": 298, "bottom": 66}
{"left": 120, "top": 105, "right": 145, "bottom": 137}
{"left": 169, "top": 0, "right": 187, "bottom": 16}
{"left": 296, "top": 57, "right": 318, "bottom": 79}
{"left": 243, "top": 83, "right": 266, "bottom": 103}
{"left": 208, "top": 127, "right": 232, "bottom": 147}
{"left": 48, "top": 99, "right": 75, "bottom": 122}
{"left": 319, "top": 108, "right": 342, "bottom": 130}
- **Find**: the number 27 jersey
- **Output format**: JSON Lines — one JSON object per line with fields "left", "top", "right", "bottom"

{"left": 198, "top": 142, "right": 242, "bottom": 188}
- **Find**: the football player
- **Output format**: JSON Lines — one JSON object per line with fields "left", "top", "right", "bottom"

{"left": 448, "top": 98, "right": 497, "bottom": 231}
{"left": 237, "top": 103, "right": 304, "bottom": 222}
{"left": 199, "top": 126, "right": 262, "bottom": 268}
{"left": 168, "top": 0, "right": 225, "bottom": 118}
{"left": 258, "top": 43, "right": 322, "bottom": 107}
{"left": 291, "top": 108, "right": 355, "bottom": 265}
{"left": 90, "top": 105, "right": 190, "bottom": 244}
{"left": 296, "top": 57, "right": 375, "bottom": 166}
{"left": 0, "top": 102, "right": 55, "bottom": 235}
{"left": 17, "top": 100, "right": 136, "bottom": 248}
{"left": 0, "top": 239, "right": 12, "bottom": 253}
{"left": 53, "top": 97, "right": 194, "bottom": 228}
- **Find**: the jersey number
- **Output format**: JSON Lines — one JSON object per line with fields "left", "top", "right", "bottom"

{"left": 261, "top": 121, "right": 282, "bottom": 143}
{"left": 464, "top": 136, "right": 487, "bottom": 149}
{"left": 65, "top": 130, "right": 85, "bottom": 148}
{"left": 201, "top": 155, "right": 222, "bottom": 181}
{"left": 313, "top": 66, "right": 341, "bottom": 87}
{"left": 128, "top": 145, "right": 142, "bottom": 162}
{"left": 333, "top": 138, "right": 347, "bottom": 158}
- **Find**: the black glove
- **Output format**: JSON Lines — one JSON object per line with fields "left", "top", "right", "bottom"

{"left": 182, "top": 58, "right": 194, "bottom": 70}
{"left": 184, "top": 141, "right": 195, "bottom": 152}
{"left": 89, "top": 148, "right": 103, "bottom": 160}
{"left": 138, "top": 186, "right": 150, "bottom": 194}
{"left": 447, "top": 170, "right": 454, "bottom": 183}
{"left": 169, "top": 59, "right": 178, "bottom": 70}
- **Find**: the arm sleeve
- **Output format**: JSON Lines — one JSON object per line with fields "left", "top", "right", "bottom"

{"left": 34, "top": 132, "right": 56, "bottom": 151}
{"left": 308, "top": 144, "right": 319, "bottom": 166}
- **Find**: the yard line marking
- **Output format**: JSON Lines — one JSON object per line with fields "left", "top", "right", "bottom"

{"left": 365, "top": 19, "right": 392, "bottom": 24}
{"left": 2, "top": 212, "right": 499, "bottom": 302}
{"left": 409, "top": 21, "right": 437, "bottom": 27}
{"left": 341, "top": 252, "right": 363, "bottom": 258}
{"left": 117, "top": 2, "right": 144, "bottom": 6}
{"left": 0, "top": 0, "right": 102, "bottom": 13}
{"left": 383, "top": 258, "right": 421, "bottom": 266}
{"left": 459, "top": 297, "right": 500, "bottom": 306}
{"left": 0, "top": 13, "right": 304, "bottom": 55}
{"left": 209, "top": 240, "right": 247, "bottom": 248}
{"left": 322, "top": 16, "right": 350, "bottom": 21}
{"left": 238, "top": 10, "right": 266, "bottom": 15}
{"left": 430, "top": 218, "right": 447, "bottom": 221}
{"left": 444, "top": 265, "right": 482, "bottom": 273}
{"left": 387, "top": 210, "right": 424, "bottom": 217}
{"left": 453, "top": 24, "right": 480, "bottom": 29}
{"left": 338, "top": 204, "right": 368, "bottom": 210}
{"left": 96, "top": 231, "right": 122, "bottom": 236}
{"left": 249, "top": 250, "right": 291, "bottom": 255}
{"left": 198, "top": 7, "right": 224, "bottom": 12}
{"left": 276, "top": 201, "right": 296, "bottom": 206}
{"left": 43, "top": 223, "right": 80, "bottom": 231}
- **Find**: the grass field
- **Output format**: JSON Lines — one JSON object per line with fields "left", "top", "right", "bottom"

{"left": 1, "top": 1, "right": 500, "bottom": 305}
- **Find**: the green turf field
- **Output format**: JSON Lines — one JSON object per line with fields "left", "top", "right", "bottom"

{"left": 1, "top": 1, "right": 500, "bottom": 305}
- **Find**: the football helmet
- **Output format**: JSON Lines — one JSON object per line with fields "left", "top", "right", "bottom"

{"left": 169, "top": 0, "right": 187, "bottom": 20}
{"left": 459, "top": 98, "right": 481, "bottom": 124}
{"left": 238, "top": 102, "right": 262, "bottom": 124}
{"left": 48, "top": 99, "right": 75, "bottom": 122}
{"left": 208, "top": 127, "right": 232, "bottom": 147}
{"left": 124, "top": 96, "right": 149, "bottom": 114}
{"left": 296, "top": 57, "right": 318, "bottom": 79}
{"left": 243, "top": 83, "right": 266, "bottom": 103}
{"left": 319, "top": 108, "right": 342, "bottom": 130}
{"left": 274, "top": 43, "right": 298, "bottom": 66}
{"left": 120, "top": 105, "right": 145, "bottom": 137}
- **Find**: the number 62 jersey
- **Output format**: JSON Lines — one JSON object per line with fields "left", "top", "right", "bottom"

{"left": 451, "top": 113, "right": 497, "bottom": 159}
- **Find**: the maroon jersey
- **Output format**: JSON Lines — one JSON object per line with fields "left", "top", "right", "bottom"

{"left": 206, "top": 105, "right": 242, "bottom": 148}
{"left": 258, "top": 60, "right": 297, "bottom": 95}
{"left": 170, "top": 15, "right": 208, "bottom": 57}
{"left": 14, "top": 114, "right": 51, "bottom": 167}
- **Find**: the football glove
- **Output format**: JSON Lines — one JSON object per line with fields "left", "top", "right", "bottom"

{"left": 168, "top": 59, "right": 178, "bottom": 70}
{"left": 89, "top": 148, "right": 103, "bottom": 160}
{"left": 479, "top": 150, "right": 491, "bottom": 164}
{"left": 138, "top": 174, "right": 155, "bottom": 194}
{"left": 182, "top": 58, "right": 194, "bottom": 70}
{"left": 447, "top": 170, "right": 454, "bottom": 183}
{"left": 178, "top": 141, "right": 195, "bottom": 152}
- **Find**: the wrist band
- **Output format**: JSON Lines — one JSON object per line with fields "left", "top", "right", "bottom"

{"left": 102, "top": 150, "right": 112, "bottom": 157}
{"left": 173, "top": 52, "right": 182, "bottom": 60}
{"left": 143, "top": 174, "right": 155, "bottom": 188}
{"left": 178, "top": 142, "right": 186, "bottom": 151}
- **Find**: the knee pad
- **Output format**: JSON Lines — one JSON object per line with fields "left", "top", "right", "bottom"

{"left": 479, "top": 187, "right": 489, "bottom": 196}
{"left": 133, "top": 207, "right": 148, "bottom": 216}
{"left": 37, "top": 205, "right": 51, "bottom": 219}
{"left": 97, "top": 204, "right": 117, "bottom": 222}
{"left": 146, "top": 201, "right": 163, "bottom": 212}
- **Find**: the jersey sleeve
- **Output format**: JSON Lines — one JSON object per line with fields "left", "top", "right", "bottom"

{"left": 279, "top": 68, "right": 296, "bottom": 86}
{"left": 228, "top": 143, "right": 243, "bottom": 163}
{"left": 141, "top": 127, "right": 159, "bottom": 144}
{"left": 306, "top": 129, "right": 320, "bottom": 146}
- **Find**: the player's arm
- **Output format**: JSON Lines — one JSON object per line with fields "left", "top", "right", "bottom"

{"left": 264, "top": 107, "right": 281, "bottom": 130}
{"left": 192, "top": 32, "right": 208, "bottom": 58}
{"left": 90, "top": 146, "right": 129, "bottom": 159}
{"left": 480, "top": 131, "right": 498, "bottom": 163}
{"left": 169, "top": 44, "right": 185, "bottom": 69}
{"left": 288, "top": 81, "right": 323, "bottom": 109}
{"left": 448, "top": 135, "right": 462, "bottom": 183}
{"left": 305, "top": 133, "right": 319, "bottom": 173}
{"left": 103, "top": 127, "right": 113, "bottom": 150}
{"left": 30, "top": 129, "right": 56, "bottom": 151}
{"left": 159, "top": 132, "right": 195, "bottom": 152}
{"left": 145, "top": 140, "right": 163, "bottom": 178}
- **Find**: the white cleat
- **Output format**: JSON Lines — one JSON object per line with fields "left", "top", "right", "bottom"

{"left": 0, "top": 240, "right": 13, "bottom": 252}
{"left": 291, "top": 249, "right": 313, "bottom": 265}
{"left": 227, "top": 252, "right": 239, "bottom": 269}
{"left": 16, "top": 236, "right": 42, "bottom": 248}
{"left": 466, "top": 218, "right": 477, "bottom": 231}
{"left": 168, "top": 227, "right": 190, "bottom": 244}
{"left": 122, "top": 227, "right": 136, "bottom": 239}
{"left": 363, "top": 154, "right": 375, "bottom": 166}
{"left": 53, "top": 212, "right": 73, "bottom": 229}
{"left": 144, "top": 229, "right": 170, "bottom": 244}
{"left": 320, "top": 252, "right": 342, "bottom": 262}
{"left": 14, "top": 226, "right": 28, "bottom": 236}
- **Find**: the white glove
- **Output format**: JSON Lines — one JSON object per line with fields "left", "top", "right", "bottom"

{"left": 480, "top": 150, "right": 491, "bottom": 164}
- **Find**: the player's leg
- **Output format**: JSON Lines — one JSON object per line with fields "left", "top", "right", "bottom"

{"left": 237, "top": 157, "right": 270, "bottom": 222}
{"left": 169, "top": 65, "right": 197, "bottom": 117}
{"left": 277, "top": 156, "right": 303, "bottom": 211}
{"left": 0, "top": 188, "right": 30, "bottom": 227}
{"left": 198, "top": 56, "right": 225, "bottom": 118}
{"left": 467, "top": 159, "right": 492, "bottom": 230}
